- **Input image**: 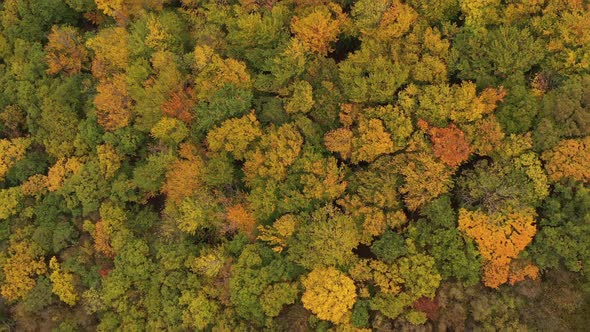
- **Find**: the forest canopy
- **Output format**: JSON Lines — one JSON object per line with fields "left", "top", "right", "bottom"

{"left": 1, "top": 0, "right": 590, "bottom": 330}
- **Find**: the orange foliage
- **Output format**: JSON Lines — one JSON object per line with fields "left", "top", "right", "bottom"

{"left": 421, "top": 120, "right": 472, "bottom": 167}
{"left": 324, "top": 128, "right": 353, "bottom": 160}
{"left": 94, "top": 220, "right": 115, "bottom": 258}
{"left": 542, "top": 136, "right": 590, "bottom": 183}
{"left": 162, "top": 86, "right": 195, "bottom": 123}
{"left": 508, "top": 262, "right": 540, "bottom": 285}
{"left": 21, "top": 174, "right": 48, "bottom": 198}
{"left": 94, "top": 74, "right": 132, "bottom": 131}
{"left": 226, "top": 204, "right": 257, "bottom": 239}
{"left": 161, "top": 156, "right": 204, "bottom": 204}
{"left": 45, "top": 26, "right": 87, "bottom": 76}
{"left": 458, "top": 208, "right": 537, "bottom": 288}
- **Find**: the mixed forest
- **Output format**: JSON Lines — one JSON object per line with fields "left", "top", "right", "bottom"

{"left": 1, "top": 0, "right": 590, "bottom": 330}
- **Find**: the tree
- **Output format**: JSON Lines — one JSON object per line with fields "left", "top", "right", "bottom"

{"left": 396, "top": 152, "right": 454, "bottom": 211}
{"left": 0, "top": 137, "right": 30, "bottom": 181}
{"left": 542, "top": 136, "right": 590, "bottom": 183}
{"left": 45, "top": 26, "right": 86, "bottom": 76}
{"left": 285, "top": 80, "right": 314, "bottom": 114}
{"left": 94, "top": 0, "right": 170, "bottom": 22}
{"left": 288, "top": 206, "right": 360, "bottom": 269}
{"left": 458, "top": 208, "right": 537, "bottom": 288}
{"left": 243, "top": 123, "right": 303, "bottom": 184}
{"left": 97, "top": 144, "right": 122, "bottom": 180}
{"left": 49, "top": 257, "right": 78, "bottom": 306}
{"left": 179, "top": 292, "right": 219, "bottom": 331}
{"left": 339, "top": 47, "right": 409, "bottom": 103}
{"left": 291, "top": 5, "right": 345, "bottom": 55}
{"left": 530, "top": 181, "right": 590, "bottom": 276}
{"left": 1, "top": 233, "right": 47, "bottom": 301}
{"left": 450, "top": 26, "right": 545, "bottom": 87}
{"left": 94, "top": 74, "right": 132, "bottom": 131}
{"left": 161, "top": 156, "right": 204, "bottom": 205}
{"left": 301, "top": 267, "right": 356, "bottom": 324}
{"left": 0, "top": 187, "right": 24, "bottom": 220}
{"left": 150, "top": 117, "right": 188, "bottom": 146}
{"left": 419, "top": 120, "right": 472, "bottom": 167}
{"left": 206, "top": 111, "right": 262, "bottom": 160}
{"left": 86, "top": 27, "right": 128, "bottom": 79}
{"left": 226, "top": 204, "right": 257, "bottom": 239}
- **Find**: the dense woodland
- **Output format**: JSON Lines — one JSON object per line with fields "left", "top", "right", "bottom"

{"left": 0, "top": 0, "right": 590, "bottom": 330}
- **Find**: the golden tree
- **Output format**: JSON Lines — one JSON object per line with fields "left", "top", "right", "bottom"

{"left": 301, "top": 267, "right": 357, "bottom": 324}
{"left": 291, "top": 5, "right": 346, "bottom": 55}
{"left": 49, "top": 257, "right": 78, "bottom": 306}
{"left": 1, "top": 237, "right": 47, "bottom": 301}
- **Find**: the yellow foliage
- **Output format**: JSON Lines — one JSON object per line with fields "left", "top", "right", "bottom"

{"left": 325, "top": 128, "right": 354, "bottom": 160}
{"left": 352, "top": 119, "right": 395, "bottom": 163}
{"left": 0, "top": 137, "right": 30, "bottom": 181}
{"left": 161, "top": 156, "right": 204, "bottom": 204}
{"left": 1, "top": 239, "right": 46, "bottom": 301}
{"left": 226, "top": 204, "right": 257, "bottom": 239}
{"left": 94, "top": 74, "right": 132, "bottom": 131}
{"left": 49, "top": 257, "right": 78, "bottom": 306}
{"left": 97, "top": 144, "right": 122, "bottom": 179}
{"left": 206, "top": 111, "right": 262, "bottom": 160}
{"left": 45, "top": 26, "right": 87, "bottom": 75}
{"left": 257, "top": 214, "right": 299, "bottom": 252}
{"left": 398, "top": 153, "right": 453, "bottom": 211}
{"left": 86, "top": 27, "right": 128, "bottom": 79}
{"left": 0, "top": 187, "right": 23, "bottom": 220}
{"left": 243, "top": 124, "right": 303, "bottom": 184}
{"left": 47, "top": 157, "right": 83, "bottom": 192}
{"left": 301, "top": 267, "right": 357, "bottom": 324}
{"left": 300, "top": 156, "right": 347, "bottom": 201}
{"left": 194, "top": 45, "right": 251, "bottom": 100}
{"left": 291, "top": 5, "right": 344, "bottom": 55}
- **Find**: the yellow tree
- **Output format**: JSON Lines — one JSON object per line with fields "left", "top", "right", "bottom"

{"left": 243, "top": 123, "right": 303, "bottom": 184}
{"left": 206, "top": 111, "right": 262, "bottom": 160}
{"left": 194, "top": 45, "right": 252, "bottom": 100}
{"left": 1, "top": 235, "right": 47, "bottom": 301}
{"left": 49, "top": 257, "right": 78, "bottom": 306}
{"left": 301, "top": 267, "right": 357, "bottom": 324}
{"left": 291, "top": 4, "right": 346, "bottom": 55}
{"left": 0, "top": 137, "right": 30, "bottom": 181}
{"left": 458, "top": 208, "right": 537, "bottom": 288}
{"left": 47, "top": 157, "right": 83, "bottom": 192}
{"left": 226, "top": 204, "right": 257, "bottom": 239}
{"left": 352, "top": 119, "right": 395, "bottom": 163}
{"left": 97, "top": 144, "right": 122, "bottom": 179}
{"left": 397, "top": 152, "right": 453, "bottom": 211}
{"left": 86, "top": 27, "right": 128, "bottom": 79}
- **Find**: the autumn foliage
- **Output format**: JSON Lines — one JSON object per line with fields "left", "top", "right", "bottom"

{"left": 458, "top": 208, "right": 537, "bottom": 288}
